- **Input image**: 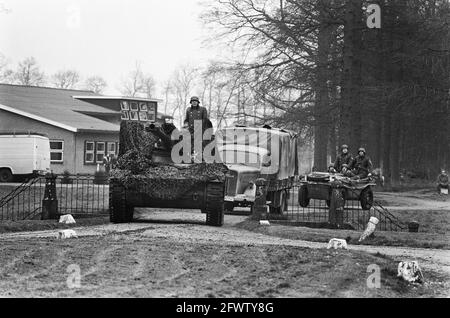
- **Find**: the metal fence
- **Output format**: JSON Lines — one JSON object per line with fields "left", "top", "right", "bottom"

{"left": 0, "top": 174, "right": 109, "bottom": 222}
{"left": 268, "top": 182, "right": 407, "bottom": 232}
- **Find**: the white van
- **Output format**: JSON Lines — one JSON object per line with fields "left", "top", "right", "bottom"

{"left": 0, "top": 133, "right": 51, "bottom": 182}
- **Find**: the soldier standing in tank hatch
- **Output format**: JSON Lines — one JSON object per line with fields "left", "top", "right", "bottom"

{"left": 183, "top": 96, "right": 209, "bottom": 156}
{"left": 183, "top": 96, "right": 209, "bottom": 133}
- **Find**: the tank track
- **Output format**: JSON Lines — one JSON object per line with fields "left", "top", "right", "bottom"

{"left": 205, "top": 181, "right": 225, "bottom": 227}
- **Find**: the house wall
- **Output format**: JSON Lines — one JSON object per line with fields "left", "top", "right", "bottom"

{"left": 0, "top": 110, "right": 120, "bottom": 175}
{"left": 0, "top": 109, "right": 76, "bottom": 175}
{"left": 74, "top": 132, "right": 119, "bottom": 174}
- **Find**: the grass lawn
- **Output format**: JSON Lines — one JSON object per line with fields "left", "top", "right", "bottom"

{"left": 237, "top": 214, "right": 450, "bottom": 249}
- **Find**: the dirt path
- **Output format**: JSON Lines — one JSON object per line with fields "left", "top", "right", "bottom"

{"left": 1, "top": 209, "right": 449, "bottom": 277}
{"left": 376, "top": 191, "right": 450, "bottom": 210}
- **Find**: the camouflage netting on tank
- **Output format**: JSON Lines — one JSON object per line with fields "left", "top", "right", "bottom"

{"left": 110, "top": 163, "right": 228, "bottom": 200}
{"left": 118, "top": 121, "right": 158, "bottom": 158}
{"left": 113, "top": 121, "right": 227, "bottom": 200}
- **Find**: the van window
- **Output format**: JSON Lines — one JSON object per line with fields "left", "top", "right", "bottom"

{"left": 50, "top": 140, "right": 64, "bottom": 163}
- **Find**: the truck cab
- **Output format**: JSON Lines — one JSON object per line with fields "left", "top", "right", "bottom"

{"left": 216, "top": 126, "right": 298, "bottom": 214}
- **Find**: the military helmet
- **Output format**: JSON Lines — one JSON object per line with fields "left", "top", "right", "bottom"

{"left": 341, "top": 144, "right": 349, "bottom": 149}
{"left": 190, "top": 96, "right": 200, "bottom": 103}
{"left": 358, "top": 147, "right": 366, "bottom": 154}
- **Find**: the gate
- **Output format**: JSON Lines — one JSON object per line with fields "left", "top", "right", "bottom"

{"left": 0, "top": 174, "right": 109, "bottom": 222}
{"left": 268, "top": 182, "right": 407, "bottom": 232}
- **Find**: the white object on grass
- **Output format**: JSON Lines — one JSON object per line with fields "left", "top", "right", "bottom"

{"left": 58, "top": 229, "right": 78, "bottom": 239}
{"left": 397, "top": 261, "right": 424, "bottom": 284}
{"left": 59, "top": 214, "right": 76, "bottom": 224}
{"left": 327, "top": 238, "right": 348, "bottom": 250}
{"left": 259, "top": 220, "right": 270, "bottom": 226}
{"left": 359, "top": 216, "right": 379, "bottom": 242}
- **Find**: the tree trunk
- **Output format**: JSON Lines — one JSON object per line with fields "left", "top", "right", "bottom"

{"left": 341, "top": 0, "right": 363, "bottom": 152}
{"left": 313, "top": 0, "right": 333, "bottom": 171}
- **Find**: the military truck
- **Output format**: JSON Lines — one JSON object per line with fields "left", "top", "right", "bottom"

{"left": 216, "top": 125, "right": 299, "bottom": 214}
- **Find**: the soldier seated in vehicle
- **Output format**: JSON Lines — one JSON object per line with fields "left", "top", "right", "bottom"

{"left": 436, "top": 169, "right": 449, "bottom": 193}
{"left": 334, "top": 144, "right": 353, "bottom": 173}
{"left": 347, "top": 148, "right": 373, "bottom": 180}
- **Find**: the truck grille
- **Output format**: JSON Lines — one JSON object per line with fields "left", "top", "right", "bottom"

{"left": 225, "top": 171, "right": 238, "bottom": 196}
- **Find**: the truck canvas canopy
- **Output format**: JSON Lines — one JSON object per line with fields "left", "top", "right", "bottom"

{"left": 216, "top": 126, "right": 298, "bottom": 180}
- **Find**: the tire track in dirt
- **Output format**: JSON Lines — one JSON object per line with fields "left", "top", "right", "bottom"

{"left": 0, "top": 248, "right": 33, "bottom": 277}
{"left": 82, "top": 245, "right": 122, "bottom": 279}
{"left": 139, "top": 223, "right": 450, "bottom": 276}
{"left": 131, "top": 246, "right": 149, "bottom": 280}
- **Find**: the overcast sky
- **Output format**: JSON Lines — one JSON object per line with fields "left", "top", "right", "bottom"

{"left": 0, "top": 0, "right": 223, "bottom": 95}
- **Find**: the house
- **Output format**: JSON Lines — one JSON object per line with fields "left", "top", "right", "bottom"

{"left": 0, "top": 84, "right": 168, "bottom": 175}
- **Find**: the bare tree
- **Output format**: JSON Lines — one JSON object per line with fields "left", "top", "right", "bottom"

{"left": 169, "top": 64, "right": 199, "bottom": 127}
{"left": 0, "top": 2, "right": 12, "bottom": 14}
{"left": 0, "top": 53, "right": 13, "bottom": 84}
{"left": 14, "top": 57, "right": 45, "bottom": 86}
{"left": 51, "top": 70, "right": 80, "bottom": 89}
{"left": 84, "top": 76, "right": 107, "bottom": 94}
{"left": 161, "top": 80, "right": 173, "bottom": 115}
{"left": 120, "top": 62, "right": 156, "bottom": 98}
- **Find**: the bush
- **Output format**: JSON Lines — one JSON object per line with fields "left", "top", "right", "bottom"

{"left": 61, "top": 170, "right": 73, "bottom": 184}
{"left": 94, "top": 169, "right": 109, "bottom": 185}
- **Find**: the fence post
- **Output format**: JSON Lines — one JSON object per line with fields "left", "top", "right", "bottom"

{"left": 42, "top": 173, "right": 58, "bottom": 220}
{"left": 329, "top": 186, "right": 344, "bottom": 228}
{"left": 252, "top": 178, "right": 268, "bottom": 221}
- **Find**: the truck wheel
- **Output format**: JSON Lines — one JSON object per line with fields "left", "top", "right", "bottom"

{"left": 270, "top": 190, "right": 286, "bottom": 214}
{"left": 205, "top": 182, "right": 225, "bottom": 227}
{"left": 298, "top": 185, "right": 310, "bottom": 208}
{"left": 360, "top": 187, "right": 374, "bottom": 210}
{"left": 110, "top": 182, "right": 131, "bottom": 223}
{"left": 0, "top": 169, "right": 13, "bottom": 183}
{"left": 284, "top": 190, "right": 289, "bottom": 211}
{"left": 224, "top": 202, "right": 234, "bottom": 213}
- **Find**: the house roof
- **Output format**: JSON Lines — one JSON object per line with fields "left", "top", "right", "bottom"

{"left": 0, "top": 84, "right": 122, "bottom": 133}
{"left": 73, "top": 95, "right": 163, "bottom": 103}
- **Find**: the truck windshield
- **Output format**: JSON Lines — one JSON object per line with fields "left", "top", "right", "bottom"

{"left": 219, "top": 150, "right": 261, "bottom": 168}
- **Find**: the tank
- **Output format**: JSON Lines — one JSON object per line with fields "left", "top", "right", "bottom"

{"left": 109, "top": 121, "right": 227, "bottom": 226}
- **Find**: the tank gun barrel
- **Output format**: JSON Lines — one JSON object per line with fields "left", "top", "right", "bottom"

{"left": 147, "top": 123, "right": 174, "bottom": 150}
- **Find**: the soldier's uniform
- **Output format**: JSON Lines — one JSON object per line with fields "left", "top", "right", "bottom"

{"left": 349, "top": 148, "right": 373, "bottom": 179}
{"left": 334, "top": 145, "right": 353, "bottom": 173}
{"left": 184, "top": 97, "right": 209, "bottom": 157}
{"left": 184, "top": 105, "right": 208, "bottom": 134}
{"left": 437, "top": 171, "right": 449, "bottom": 192}
{"left": 334, "top": 153, "right": 353, "bottom": 173}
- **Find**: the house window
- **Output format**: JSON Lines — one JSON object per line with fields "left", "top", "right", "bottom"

{"left": 84, "top": 141, "right": 118, "bottom": 165}
{"left": 85, "top": 141, "right": 95, "bottom": 164}
{"left": 107, "top": 142, "right": 116, "bottom": 156}
{"left": 50, "top": 140, "right": 64, "bottom": 163}
{"left": 96, "top": 142, "right": 105, "bottom": 163}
